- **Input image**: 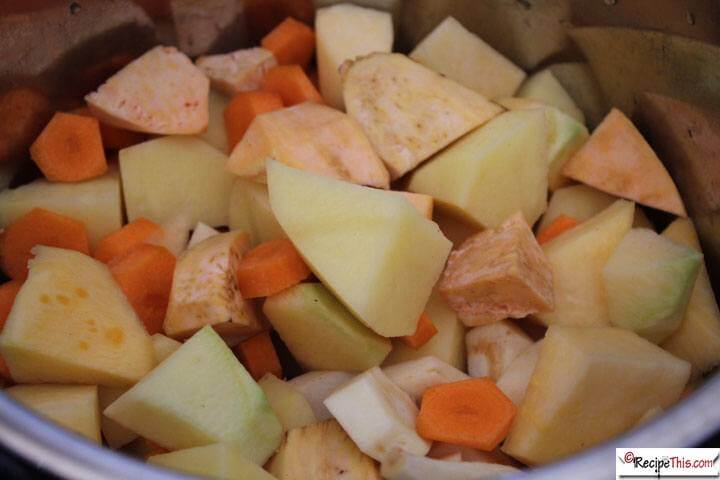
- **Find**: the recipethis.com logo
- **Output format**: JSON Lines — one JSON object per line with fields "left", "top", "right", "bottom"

{"left": 616, "top": 448, "right": 719, "bottom": 478}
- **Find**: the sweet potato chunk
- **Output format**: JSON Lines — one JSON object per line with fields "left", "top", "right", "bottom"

{"left": 227, "top": 102, "right": 389, "bottom": 188}
{"left": 562, "top": 108, "right": 686, "bottom": 216}
{"left": 86, "top": 46, "right": 209, "bottom": 135}
{"left": 163, "top": 231, "right": 263, "bottom": 345}
{"left": 439, "top": 213, "right": 553, "bottom": 326}
{"left": 342, "top": 53, "right": 502, "bottom": 180}
{"left": 196, "top": 48, "right": 277, "bottom": 97}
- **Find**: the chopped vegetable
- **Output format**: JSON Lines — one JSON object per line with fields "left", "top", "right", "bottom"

{"left": 119, "top": 136, "right": 235, "bottom": 227}
{"left": 235, "top": 239, "right": 311, "bottom": 299}
{"left": 537, "top": 200, "right": 634, "bottom": 327}
{"left": 149, "top": 443, "right": 276, "bottom": 480}
{"left": 536, "top": 214, "right": 579, "bottom": 245}
{"left": 408, "top": 109, "right": 549, "bottom": 229}
{"left": 315, "top": 4, "right": 393, "bottom": 109}
{"left": 71, "top": 106, "right": 147, "bottom": 150}
{"left": 397, "top": 192, "right": 433, "bottom": 219}
{"left": 0, "top": 87, "right": 52, "bottom": 164}
{"left": 234, "top": 331, "right": 283, "bottom": 381}
{"left": 465, "top": 320, "right": 534, "bottom": 380}
{"left": 196, "top": 47, "right": 278, "bottom": 97}
{"left": 0, "top": 280, "right": 21, "bottom": 380}
{"left": 563, "top": 108, "right": 686, "bottom": 216}
{"left": 603, "top": 229, "right": 701, "bottom": 343}
{"left": 267, "top": 160, "right": 451, "bottom": 337}
{"left": 661, "top": 218, "right": 720, "bottom": 376}
{"left": 104, "top": 326, "right": 282, "bottom": 461}
{"left": 94, "top": 218, "right": 163, "bottom": 264}
{"left": 343, "top": 53, "right": 502, "bottom": 180}
{"left": 503, "top": 326, "right": 690, "bottom": 465}
{"left": 0, "top": 169, "right": 122, "bottom": 248}
{"left": 98, "top": 387, "right": 137, "bottom": 449}
{"left": 383, "top": 291, "right": 466, "bottom": 371}
{"left": 164, "top": 231, "right": 262, "bottom": 343}
{"left": 416, "top": 378, "right": 517, "bottom": 451}
{"left": 410, "top": 16, "right": 525, "bottom": 99}
{"left": 6, "top": 385, "right": 101, "bottom": 443}
{"left": 288, "top": 371, "right": 354, "bottom": 421}
{"left": 324, "top": 367, "right": 431, "bottom": 462}
{"left": 262, "top": 64, "right": 323, "bottom": 106}
{"left": 0, "top": 246, "right": 155, "bottom": 387}
{"left": 258, "top": 373, "right": 316, "bottom": 431}
{"left": 383, "top": 356, "right": 468, "bottom": 403}
{"left": 224, "top": 90, "right": 284, "bottom": 149}
{"left": 517, "top": 69, "right": 585, "bottom": 124}
{"left": 400, "top": 313, "right": 437, "bottom": 349}
{"left": 264, "top": 282, "right": 391, "bottom": 371}
{"left": 86, "top": 46, "right": 209, "bottom": 135}
{"left": 261, "top": 17, "right": 315, "bottom": 68}
{"left": 495, "top": 341, "right": 542, "bottom": 406}
{"left": 227, "top": 102, "right": 390, "bottom": 189}
{"left": 228, "top": 179, "right": 286, "bottom": 246}
{"left": 150, "top": 333, "right": 182, "bottom": 364}
{"left": 1, "top": 208, "right": 90, "bottom": 280}
{"left": 381, "top": 451, "right": 519, "bottom": 480}
{"left": 268, "top": 420, "right": 381, "bottom": 480}
{"left": 109, "top": 244, "right": 176, "bottom": 335}
{"left": 439, "top": 213, "right": 553, "bottom": 326}
{"left": 187, "top": 222, "right": 219, "bottom": 249}
{"left": 30, "top": 112, "right": 108, "bottom": 182}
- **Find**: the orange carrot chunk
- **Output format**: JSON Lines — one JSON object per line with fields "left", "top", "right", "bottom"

{"left": 224, "top": 91, "right": 284, "bottom": 150}
{"left": 536, "top": 214, "right": 580, "bottom": 245}
{"left": 0, "top": 208, "right": 90, "bottom": 281}
{"left": 109, "top": 244, "right": 176, "bottom": 335}
{"left": 30, "top": 112, "right": 108, "bottom": 182}
{"left": 417, "top": 378, "right": 517, "bottom": 452}
{"left": 0, "top": 87, "right": 52, "bottom": 164}
{"left": 234, "top": 331, "right": 283, "bottom": 380}
{"left": 0, "top": 280, "right": 22, "bottom": 381}
{"left": 236, "top": 239, "right": 311, "bottom": 299}
{"left": 72, "top": 106, "right": 147, "bottom": 150}
{"left": 263, "top": 65, "right": 323, "bottom": 106}
{"left": 94, "top": 218, "right": 163, "bottom": 264}
{"left": 401, "top": 312, "right": 438, "bottom": 349}
{"left": 261, "top": 17, "right": 315, "bottom": 69}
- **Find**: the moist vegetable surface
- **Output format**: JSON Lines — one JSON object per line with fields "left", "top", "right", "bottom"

{"left": 0, "top": 5, "right": 716, "bottom": 480}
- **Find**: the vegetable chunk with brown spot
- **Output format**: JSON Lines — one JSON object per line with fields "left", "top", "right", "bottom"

{"left": 342, "top": 53, "right": 502, "bottom": 180}
{"left": 164, "top": 231, "right": 262, "bottom": 345}
{"left": 196, "top": 47, "right": 278, "bottom": 97}
{"left": 439, "top": 213, "right": 553, "bottom": 326}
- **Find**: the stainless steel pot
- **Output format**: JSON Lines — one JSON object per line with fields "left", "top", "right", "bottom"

{"left": 1, "top": 1, "right": 719, "bottom": 479}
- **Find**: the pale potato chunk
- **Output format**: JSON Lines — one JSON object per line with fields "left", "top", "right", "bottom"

{"left": 439, "top": 213, "right": 553, "bottom": 326}
{"left": 465, "top": 320, "right": 533, "bottom": 380}
{"left": 86, "top": 46, "right": 209, "bottom": 134}
{"left": 7, "top": 385, "right": 101, "bottom": 443}
{"left": 119, "top": 136, "right": 235, "bottom": 227}
{"left": 316, "top": 3, "right": 393, "bottom": 109}
{"left": 343, "top": 53, "right": 503, "bottom": 179}
{"left": 164, "top": 231, "right": 262, "bottom": 344}
{"left": 410, "top": 16, "right": 526, "bottom": 99}
{"left": 196, "top": 47, "right": 277, "bottom": 97}
{"left": 228, "top": 102, "right": 389, "bottom": 188}
{"left": 0, "top": 168, "right": 121, "bottom": 248}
